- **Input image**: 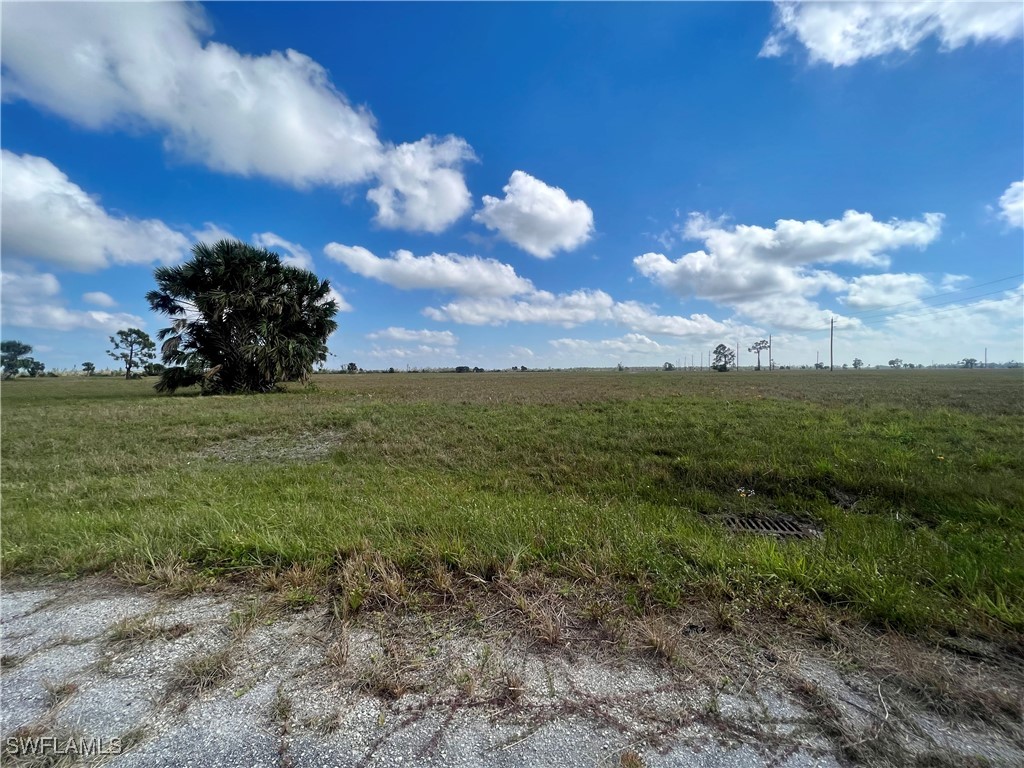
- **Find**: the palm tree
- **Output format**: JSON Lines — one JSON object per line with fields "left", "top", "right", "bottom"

{"left": 147, "top": 240, "right": 339, "bottom": 394}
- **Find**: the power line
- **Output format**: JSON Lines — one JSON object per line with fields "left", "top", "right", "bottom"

{"left": 840, "top": 273, "right": 1023, "bottom": 320}
{"left": 855, "top": 290, "right": 1022, "bottom": 327}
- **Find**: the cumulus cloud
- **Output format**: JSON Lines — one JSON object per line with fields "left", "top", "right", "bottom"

{"left": 424, "top": 289, "right": 616, "bottom": 327}
{"left": 325, "top": 286, "right": 354, "bottom": 313}
{"left": 998, "top": 181, "right": 1024, "bottom": 228}
{"left": 367, "top": 345, "right": 455, "bottom": 360}
{"left": 191, "top": 223, "right": 236, "bottom": 245}
{"left": 1, "top": 150, "right": 191, "bottom": 271}
{"left": 761, "top": 1, "right": 1024, "bottom": 67}
{"left": 82, "top": 291, "right": 117, "bottom": 308}
{"left": 1, "top": 270, "right": 143, "bottom": 332}
{"left": 367, "top": 327, "right": 458, "bottom": 346}
{"left": 633, "top": 209, "right": 942, "bottom": 329}
{"left": 424, "top": 287, "right": 757, "bottom": 342}
{"left": 368, "top": 137, "right": 476, "bottom": 233}
{"left": 324, "top": 244, "right": 534, "bottom": 297}
{"left": 474, "top": 171, "right": 594, "bottom": 258}
{"left": 843, "top": 273, "right": 933, "bottom": 309}
{"left": 610, "top": 301, "right": 751, "bottom": 339}
{"left": 830, "top": 285, "right": 1024, "bottom": 365}
{"left": 253, "top": 232, "right": 314, "bottom": 271}
{"left": 1, "top": 3, "right": 473, "bottom": 232}
{"left": 551, "top": 333, "right": 667, "bottom": 356}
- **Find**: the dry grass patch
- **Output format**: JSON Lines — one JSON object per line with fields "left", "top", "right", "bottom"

{"left": 497, "top": 670, "right": 526, "bottom": 707}
{"left": 116, "top": 554, "right": 211, "bottom": 595}
{"left": 637, "top": 618, "right": 678, "bottom": 662}
{"left": 41, "top": 679, "right": 78, "bottom": 710}
{"left": 360, "top": 638, "right": 422, "bottom": 699}
{"left": 167, "top": 649, "right": 233, "bottom": 699}
{"left": 108, "top": 616, "right": 191, "bottom": 648}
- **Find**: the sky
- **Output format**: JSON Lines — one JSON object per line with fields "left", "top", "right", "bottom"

{"left": 2, "top": 1, "right": 1022, "bottom": 372}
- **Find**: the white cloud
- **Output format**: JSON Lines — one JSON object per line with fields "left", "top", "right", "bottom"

{"left": 82, "top": 291, "right": 117, "bottom": 308}
{"left": 1, "top": 270, "right": 143, "bottom": 332}
{"left": 323, "top": 244, "right": 534, "bottom": 297}
{"left": 998, "top": 181, "right": 1024, "bottom": 228}
{"left": 634, "top": 209, "right": 942, "bottom": 329}
{"left": 1, "top": 3, "right": 474, "bottom": 232}
{"left": 424, "top": 287, "right": 758, "bottom": 343}
{"left": 325, "top": 286, "right": 353, "bottom": 313}
{"left": 253, "top": 232, "right": 314, "bottom": 271}
{"left": 368, "top": 137, "right": 476, "bottom": 234}
{"left": 367, "top": 345, "right": 456, "bottom": 361}
{"left": 843, "top": 273, "right": 932, "bottom": 309}
{"left": 192, "top": 223, "right": 236, "bottom": 245}
{"left": 367, "top": 327, "right": 458, "bottom": 346}
{"left": 424, "top": 289, "right": 616, "bottom": 327}
{"left": 830, "top": 286, "right": 1024, "bottom": 366}
{"left": 1, "top": 150, "right": 190, "bottom": 271}
{"left": 551, "top": 333, "right": 667, "bottom": 356}
{"left": 610, "top": 301, "right": 750, "bottom": 339}
{"left": 761, "top": 1, "right": 1024, "bottom": 67}
{"left": 474, "top": 171, "right": 594, "bottom": 258}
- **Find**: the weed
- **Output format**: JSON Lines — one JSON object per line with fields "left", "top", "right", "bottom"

{"left": 360, "top": 640, "right": 420, "bottom": 699}
{"left": 108, "top": 617, "right": 190, "bottom": 647}
{"left": 619, "top": 751, "right": 646, "bottom": 768}
{"left": 167, "top": 649, "right": 233, "bottom": 698}
{"left": 497, "top": 670, "right": 526, "bottom": 706}
{"left": 325, "top": 623, "right": 350, "bottom": 672}
{"left": 637, "top": 619, "right": 677, "bottom": 661}
{"left": 41, "top": 679, "right": 78, "bottom": 709}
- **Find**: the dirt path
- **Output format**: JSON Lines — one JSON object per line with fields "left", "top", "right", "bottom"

{"left": 2, "top": 577, "right": 1021, "bottom": 767}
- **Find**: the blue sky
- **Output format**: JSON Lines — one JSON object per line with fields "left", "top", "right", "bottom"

{"left": 2, "top": 1, "right": 1022, "bottom": 372}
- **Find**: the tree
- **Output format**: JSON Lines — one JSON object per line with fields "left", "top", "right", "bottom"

{"left": 108, "top": 328, "right": 156, "bottom": 379}
{"left": 1, "top": 340, "right": 34, "bottom": 379}
{"left": 961, "top": 358, "right": 978, "bottom": 369}
{"left": 888, "top": 358, "right": 903, "bottom": 369}
{"left": 663, "top": 361, "right": 675, "bottom": 371}
{"left": 712, "top": 343, "right": 735, "bottom": 372}
{"left": 852, "top": 358, "right": 863, "bottom": 369}
{"left": 347, "top": 362, "right": 358, "bottom": 373}
{"left": 147, "top": 240, "right": 339, "bottom": 394}
{"left": 82, "top": 361, "right": 96, "bottom": 376}
{"left": 26, "top": 360, "right": 46, "bottom": 377}
{"left": 747, "top": 339, "right": 769, "bottom": 370}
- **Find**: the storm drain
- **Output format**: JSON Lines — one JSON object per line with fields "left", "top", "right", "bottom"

{"left": 721, "top": 515, "right": 814, "bottom": 539}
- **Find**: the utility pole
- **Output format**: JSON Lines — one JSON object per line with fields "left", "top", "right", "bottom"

{"left": 768, "top": 334, "right": 772, "bottom": 372}
{"left": 830, "top": 316, "right": 834, "bottom": 372}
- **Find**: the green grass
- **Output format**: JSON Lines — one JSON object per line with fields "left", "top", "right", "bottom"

{"left": 2, "top": 370, "right": 1022, "bottom": 637}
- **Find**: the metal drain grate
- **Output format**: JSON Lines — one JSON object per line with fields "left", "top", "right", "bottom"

{"left": 721, "top": 515, "right": 811, "bottom": 538}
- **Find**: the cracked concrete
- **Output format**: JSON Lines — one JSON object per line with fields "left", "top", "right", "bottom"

{"left": 2, "top": 577, "right": 1021, "bottom": 767}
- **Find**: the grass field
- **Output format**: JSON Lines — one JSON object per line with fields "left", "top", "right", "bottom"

{"left": 2, "top": 369, "right": 1022, "bottom": 641}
